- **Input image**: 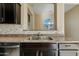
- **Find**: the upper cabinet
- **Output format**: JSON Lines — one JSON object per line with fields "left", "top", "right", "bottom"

{"left": 0, "top": 3, "right": 21, "bottom": 24}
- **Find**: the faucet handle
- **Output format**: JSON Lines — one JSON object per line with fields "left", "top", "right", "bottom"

{"left": 37, "top": 32, "right": 40, "bottom": 36}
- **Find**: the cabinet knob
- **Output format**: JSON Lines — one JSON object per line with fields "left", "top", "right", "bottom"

{"left": 65, "top": 45, "right": 71, "bottom": 47}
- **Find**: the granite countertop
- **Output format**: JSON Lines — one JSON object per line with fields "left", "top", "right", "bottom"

{"left": 0, "top": 36, "right": 79, "bottom": 43}
{"left": 0, "top": 37, "right": 23, "bottom": 42}
{"left": 22, "top": 40, "right": 79, "bottom": 43}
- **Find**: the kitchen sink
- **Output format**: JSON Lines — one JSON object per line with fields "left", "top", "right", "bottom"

{"left": 29, "top": 36, "right": 54, "bottom": 40}
{"left": 27, "top": 33, "right": 54, "bottom": 40}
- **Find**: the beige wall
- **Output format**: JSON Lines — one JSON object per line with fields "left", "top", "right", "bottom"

{"left": 65, "top": 5, "right": 79, "bottom": 41}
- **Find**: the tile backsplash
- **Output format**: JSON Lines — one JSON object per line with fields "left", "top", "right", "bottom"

{"left": 0, "top": 24, "right": 24, "bottom": 34}
{"left": 0, "top": 24, "right": 64, "bottom": 36}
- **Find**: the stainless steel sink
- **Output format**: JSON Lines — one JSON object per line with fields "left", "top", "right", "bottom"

{"left": 27, "top": 33, "right": 54, "bottom": 40}
{"left": 30, "top": 36, "right": 53, "bottom": 40}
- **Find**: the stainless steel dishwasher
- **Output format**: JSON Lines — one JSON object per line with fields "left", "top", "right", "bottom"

{"left": 59, "top": 43, "right": 79, "bottom": 56}
{"left": 0, "top": 43, "right": 20, "bottom": 56}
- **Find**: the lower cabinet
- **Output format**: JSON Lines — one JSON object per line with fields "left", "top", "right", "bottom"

{"left": 22, "top": 49, "right": 57, "bottom": 56}
{"left": 39, "top": 49, "right": 57, "bottom": 56}
{"left": 20, "top": 43, "right": 58, "bottom": 56}
{"left": 0, "top": 43, "right": 79, "bottom": 56}
{"left": 59, "top": 43, "right": 79, "bottom": 56}
{"left": 23, "top": 49, "right": 39, "bottom": 56}
{"left": 59, "top": 51, "right": 78, "bottom": 56}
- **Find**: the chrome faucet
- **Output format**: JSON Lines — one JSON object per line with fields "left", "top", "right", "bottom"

{"left": 36, "top": 32, "right": 41, "bottom": 40}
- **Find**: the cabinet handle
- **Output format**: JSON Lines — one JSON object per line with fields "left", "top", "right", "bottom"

{"left": 65, "top": 45, "right": 71, "bottom": 47}
{"left": 40, "top": 52, "right": 43, "bottom": 56}
{"left": 36, "top": 50, "right": 39, "bottom": 56}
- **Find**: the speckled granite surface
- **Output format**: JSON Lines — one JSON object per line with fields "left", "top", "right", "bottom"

{"left": 0, "top": 36, "right": 78, "bottom": 43}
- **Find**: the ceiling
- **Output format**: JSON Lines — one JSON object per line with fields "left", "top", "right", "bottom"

{"left": 29, "top": 3, "right": 54, "bottom": 14}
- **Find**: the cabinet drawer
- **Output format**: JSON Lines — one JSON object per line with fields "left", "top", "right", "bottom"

{"left": 21, "top": 43, "right": 58, "bottom": 49}
{"left": 59, "top": 44, "right": 79, "bottom": 49}
{"left": 59, "top": 51, "right": 78, "bottom": 56}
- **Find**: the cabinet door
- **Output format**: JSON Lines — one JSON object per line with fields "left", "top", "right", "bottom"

{"left": 23, "top": 49, "right": 39, "bottom": 56}
{"left": 20, "top": 43, "right": 41, "bottom": 56}
{"left": 40, "top": 49, "right": 57, "bottom": 56}
{"left": 0, "top": 3, "right": 3, "bottom": 23}
{"left": 59, "top": 51, "right": 78, "bottom": 56}
{"left": 4, "top": 3, "right": 15, "bottom": 24}
{"left": 20, "top": 43, "right": 58, "bottom": 56}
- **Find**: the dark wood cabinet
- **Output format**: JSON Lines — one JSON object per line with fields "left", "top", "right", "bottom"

{"left": 0, "top": 3, "right": 21, "bottom": 24}
{"left": 39, "top": 49, "right": 56, "bottom": 56}
{"left": 23, "top": 49, "right": 38, "bottom": 56}
{"left": 4, "top": 3, "right": 15, "bottom": 23}
{"left": 0, "top": 4, "right": 3, "bottom": 22}
{"left": 20, "top": 43, "right": 58, "bottom": 56}
{"left": 20, "top": 43, "right": 40, "bottom": 56}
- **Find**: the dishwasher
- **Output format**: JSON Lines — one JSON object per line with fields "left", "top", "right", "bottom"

{"left": 0, "top": 43, "right": 20, "bottom": 56}
{"left": 59, "top": 43, "right": 79, "bottom": 56}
